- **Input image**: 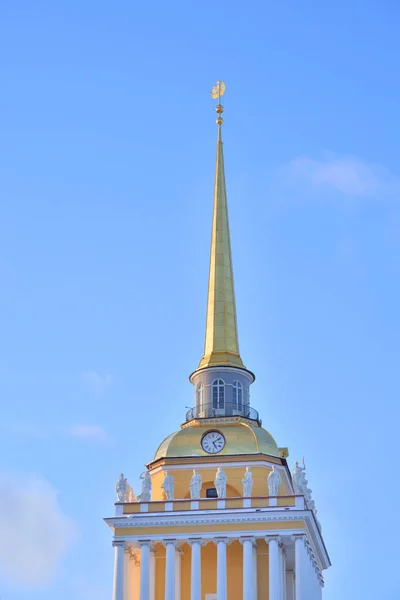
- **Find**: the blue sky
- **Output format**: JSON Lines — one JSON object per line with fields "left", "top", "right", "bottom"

{"left": 0, "top": 1, "right": 399, "bottom": 598}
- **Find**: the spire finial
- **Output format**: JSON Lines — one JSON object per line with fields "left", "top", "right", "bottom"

{"left": 211, "top": 80, "right": 225, "bottom": 132}
{"left": 195, "top": 82, "right": 246, "bottom": 372}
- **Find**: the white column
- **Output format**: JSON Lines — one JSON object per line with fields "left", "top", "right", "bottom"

{"left": 280, "top": 545, "right": 287, "bottom": 600}
{"left": 292, "top": 535, "right": 306, "bottom": 600}
{"left": 307, "top": 543, "right": 313, "bottom": 599}
{"left": 138, "top": 541, "right": 151, "bottom": 600}
{"left": 266, "top": 536, "right": 281, "bottom": 600}
{"left": 314, "top": 559, "right": 323, "bottom": 600}
{"left": 305, "top": 541, "right": 316, "bottom": 600}
{"left": 150, "top": 546, "right": 156, "bottom": 600}
{"left": 312, "top": 559, "right": 318, "bottom": 600}
{"left": 216, "top": 537, "right": 228, "bottom": 600}
{"left": 188, "top": 539, "right": 203, "bottom": 600}
{"left": 175, "top": 545, "right": 182, "bottom": 600}
{"left": 164, "top": 540, "right": 177, "bottom": 600}
{"left": 113, "top": 541, "right": 126, "bottom": 600}
{"left": 124, "top": 547, "right": 132, "bottom": 600}
{"left": 240, "top": 537, "right": 255, "bottom": 600}
{"left": 317, "top": 572, "right": 324, "bottom": 600}
{"left": 285, "top": 571, "right": 295, "bottom": 600}
{"left": 253, "top": 545, "right": 258, "bottom": 600}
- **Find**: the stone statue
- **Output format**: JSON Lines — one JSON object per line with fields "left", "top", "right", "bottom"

{"left": 292, "top": 460, "right": 321, "bottom": 529}
{"left": 214, "top": 467, "right": 227, "bottom": 498}
{"left": 267, "top": 465, "right": 281, "bottom": 496}
{"left": 139, "top": 471, "right": 152, "bottom": 502}
{"left": 116, "top": 473, "right": 128, "bottom": 502}
{"left": 161, "top": 470, "right": 175, "bottom": 500}
{"left": 242, "top": 467, "right": 253, "bottom": 497}
{"left": 190, "top": 469, "right": 202, "bottom": 499}
{"left": 292, "top": 459, "right": 307, "bottom": 495}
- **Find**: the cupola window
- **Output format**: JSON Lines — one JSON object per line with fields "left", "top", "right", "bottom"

{"left": 232, "top": 380, "right": 243, "bottom": 411}
{"left": 212, "top": 379, "right": 225, "bottom": 411}
{"left": 196, "top": 382, "right": 203, "bottom": 406}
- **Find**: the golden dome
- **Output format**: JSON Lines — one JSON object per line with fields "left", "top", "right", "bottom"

{"left": 153, "top": 422, "right": 280, "bottom": 461}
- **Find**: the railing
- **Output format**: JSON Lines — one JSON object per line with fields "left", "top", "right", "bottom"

{"left": 185, "top": 402, "right": 260, "bottom": 424}
{"left": 118, "top": 495, "right": 305, "bottom": 515}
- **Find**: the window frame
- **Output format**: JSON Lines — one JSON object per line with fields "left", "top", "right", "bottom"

{"left": 232, "top": 380, "right": 243, "bottom": 413}
{"left": 212, "top": 378, "right": 225, "bottom": 413}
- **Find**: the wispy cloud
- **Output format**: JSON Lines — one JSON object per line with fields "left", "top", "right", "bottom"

{"left": 65, "top": 424, "right": 109, "bottom": 441}
{"left": 82, "top": 370, "right": 113, "bottom": 394}
{"left": 288, "top": 154, "right": 399, "bottom": 196}
{"left": 0, "top": 474, "right": 75, "bottom": 587}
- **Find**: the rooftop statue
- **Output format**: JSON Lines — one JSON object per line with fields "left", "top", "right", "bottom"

{"left": 138, "top": 471, "right": 152, "bottom": 502}
{"left": 116, "top": 473, "right": 128, "bottom": 503}
{"left": 190, "top": 469, "right": 202, "bottom": 500}
{"left": 214, "top": 467, "right": 227, "bottom": 498}
{"left": 242, "top": 467, "right": 253, "bottom": 497}
{"left": 267, "top": 465, "right": 281, "bottom": 496}
{"left": 161, "top": 470, "right": 175, "bottom": 501}
{"left": 293, "top": 460, "right": 322, "bottom": 530}
{"left": 292, "top": 459, "right": 307, "bottom": 495}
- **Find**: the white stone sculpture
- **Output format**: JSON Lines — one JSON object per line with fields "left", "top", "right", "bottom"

{"left": 267, "top": 465, "right": 281, "bottom": 496}
{"left": 292, "top": 460, "right": 321, "bottom": 529}
{"left": 214, "top": 467, "right": 227, "bottom": 498}
{"left": 139, "top": 471, "right": 152, "bottom": 502}
{"left": 161, "top": 470, "right": 175, "bottom": 500}
{"left": 242, "top": 466, "right": 253, "bottom": 497}
{"left": 292, "top": 460, "right": 307, "bottom": 495}
{"left": 116, "top": 473, "right": 128, "bottom": 502}
{"left": 190, "top": 469, "right": 202, "bottom": 499}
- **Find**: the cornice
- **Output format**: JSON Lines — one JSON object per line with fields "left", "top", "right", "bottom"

{"left": 106, "top": 511, "right": 306, "bottom": 529}
{"left": 182, "top": 416, "right": 258, "bottom": 429}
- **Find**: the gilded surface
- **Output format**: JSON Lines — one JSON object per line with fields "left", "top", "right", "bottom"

{"left": 198, "top": 114, "right": 244, "bottom": 370}
{"left": 211, "top": 80, "right": 226, "bottom": 99}
{"left": 153, "top": 421, "right": 280, "bottom": 460}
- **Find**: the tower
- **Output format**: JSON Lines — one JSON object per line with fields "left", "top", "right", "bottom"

{"left": 105, "top": 83, "right": 331, "bottom": 600}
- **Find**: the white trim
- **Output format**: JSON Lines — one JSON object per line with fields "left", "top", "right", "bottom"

{"left": 190, "top": 366, "right": 254, "bottom": 384}
{"left": 105, "top": 509, "right": 329, "bottom": 570}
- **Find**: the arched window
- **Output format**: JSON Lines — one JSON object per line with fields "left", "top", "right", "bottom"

{"left": 196, "top": 383, "right": 203, "bottom": 405}
{"left": 212, "top": 379, "right": 225, "bottom": 410}
{"left": 232, "top": 380, "right": 243, "bottom": 411}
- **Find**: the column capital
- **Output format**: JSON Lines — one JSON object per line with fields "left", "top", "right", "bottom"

{"left": 265, "top": 535, "right": 281, "bottom": 545}
{"left": 214, "top": 536, "right": 231, "bottom": 546}
{"left": 291, "top": 534, "right": 307, "bottom": 545}
{"left": 162, "top": 539, "right": 179, "bottom": 548}
{"left": 137, "top": 539, "right": 154, "bottom": 549}
{"left": 188, "top": 538, "right": 205, "bottom": 547}
{"left": 112, "top": 540, "right": 127, "bottom": 548}
{"left": 239, "top": 536, "right": 257, "bottom": 547}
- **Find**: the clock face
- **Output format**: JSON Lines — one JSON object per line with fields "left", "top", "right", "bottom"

{"left": 201, "top": 430, "right": 226, "bottom": 454}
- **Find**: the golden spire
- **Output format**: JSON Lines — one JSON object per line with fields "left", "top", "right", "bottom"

{"left": 197, "top": 82, "right": 245, "bottom": 370}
